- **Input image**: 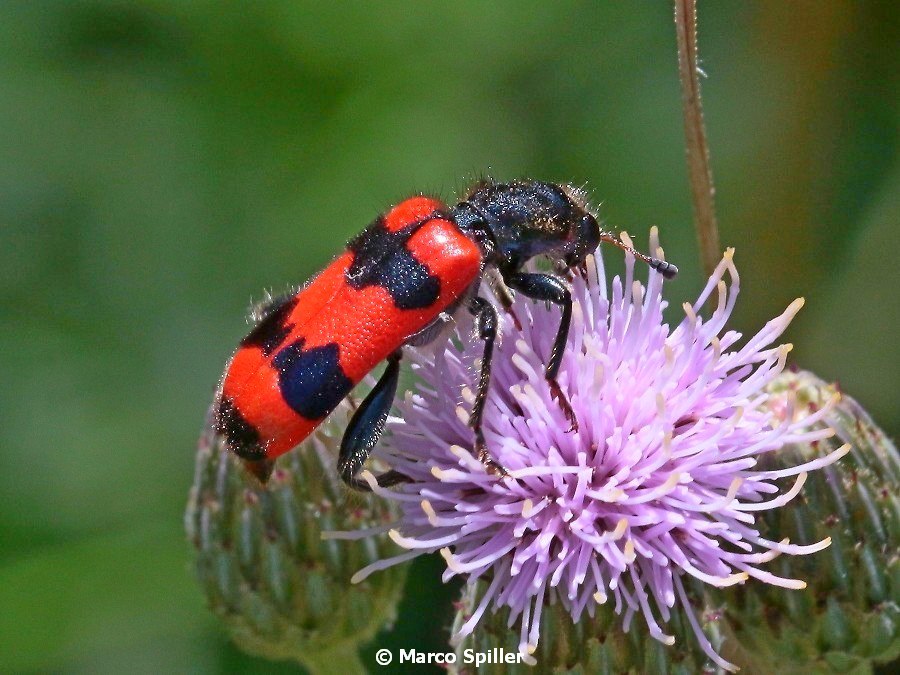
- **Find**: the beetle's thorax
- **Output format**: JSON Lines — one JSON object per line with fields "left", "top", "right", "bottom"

{"left": 451, "top": 180, "right": 597, "bottom": 268}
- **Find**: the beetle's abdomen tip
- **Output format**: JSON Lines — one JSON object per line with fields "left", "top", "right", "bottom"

{"left": 243, "top": 458, "right": 276, "bottom": 484}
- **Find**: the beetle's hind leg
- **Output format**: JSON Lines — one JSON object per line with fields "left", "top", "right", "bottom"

{"left": 338, "top": 351, "right": 411, "bottom": 491}
{"left": 467, "top": 296, "right": 509, "bottom": 478}
{"left": 503, "top": 272, "right": 579, "bottom": 432}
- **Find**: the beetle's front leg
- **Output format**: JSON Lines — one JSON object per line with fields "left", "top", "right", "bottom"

{"left": 468, "top": 296, "right": 508, "bottom": 477}
{"left": 503, "top": 272, "right": 578, "bottom": 432}
{"left": 338, "top": 350, "right": 410, "bottom": 491}
{"left": 484, "top": 267, "right": 522, "bottom": 331}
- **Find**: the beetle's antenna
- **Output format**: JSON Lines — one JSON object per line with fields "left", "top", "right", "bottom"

{"left": 600, "top": 231, "right": 679, "bottom": 279}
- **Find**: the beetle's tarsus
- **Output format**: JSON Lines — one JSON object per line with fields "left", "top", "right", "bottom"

{"left": 549, "top": 378, "right": 579, "bottom": 433}
{"left": 347, "top": 469, "right": 411, "bottom": 492}
{"left": 475, "top": 440, "right": 509, "bottom": 478}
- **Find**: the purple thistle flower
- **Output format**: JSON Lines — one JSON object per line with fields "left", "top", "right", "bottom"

{"left": 331, "top": 229, "right": 849, "bottom": 671}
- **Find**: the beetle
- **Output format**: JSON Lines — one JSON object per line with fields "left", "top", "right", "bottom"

{"left": 213, "top": 179, "right": 677, "bottom": 489}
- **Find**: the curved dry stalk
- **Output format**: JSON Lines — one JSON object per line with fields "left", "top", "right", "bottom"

{"left": 674, "top": 0, "right": 721, "bottom": 277}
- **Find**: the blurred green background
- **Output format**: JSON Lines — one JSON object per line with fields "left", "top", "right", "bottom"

{"left": 1, "top": 1, "right": 897, "bottom": 672}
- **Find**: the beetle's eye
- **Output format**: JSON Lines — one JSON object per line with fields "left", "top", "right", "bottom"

{"left": 564, "top": 215, "right": 600, "bottom": 267}
{"left": 583, "top": 214, "right": 601, "bottom": 247}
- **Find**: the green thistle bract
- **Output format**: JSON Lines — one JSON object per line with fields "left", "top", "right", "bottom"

{"left": 185, "top": 401, "right": 406, "bottom": 673}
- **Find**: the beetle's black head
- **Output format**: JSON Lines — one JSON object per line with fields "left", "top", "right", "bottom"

{"left": 454, "top": 180, "right": 600, "bottom": 268}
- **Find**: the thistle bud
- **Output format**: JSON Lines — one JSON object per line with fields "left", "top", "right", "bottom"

{"left": 185, "top": 401, "right": 406, "bottom": 673}
{"left": 717, "top": 369, "right": 899, "bottom": 671}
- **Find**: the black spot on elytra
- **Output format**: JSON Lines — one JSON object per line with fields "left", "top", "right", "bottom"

{"left": 241, "top": 296, "right": 298, "bottom": 356}
{"left": 346, "top": 216, "right": 441, "bottom": 309}
{"left": 216, "top": 397, "right": 266, "bottom": 460}
{"left": 272, "top": 338, "right": 353, "bottom": 420}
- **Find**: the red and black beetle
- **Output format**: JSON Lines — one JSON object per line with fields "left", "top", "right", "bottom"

{"left": 213, "top": 179, "right": 677, "bottom": 488}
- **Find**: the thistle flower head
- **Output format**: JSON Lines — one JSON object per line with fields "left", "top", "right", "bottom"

{"left": 344, "top": 229, "right": 848, "bottom": 671}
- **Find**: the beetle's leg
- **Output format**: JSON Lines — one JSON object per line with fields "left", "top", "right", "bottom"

{"left": 504, "top": 272, "right": 578, "bottom": 432}
{"left": 338, "top": 350, "right": 410, "bottom": 491}
{"left": 468, "top": 296, "right": 508, "bottom": 477}
{"left": 504, "top": 273, "right": 571, "bottom": 380}
{"left": 484, "top": 267, "right": 522, "bottom": 331}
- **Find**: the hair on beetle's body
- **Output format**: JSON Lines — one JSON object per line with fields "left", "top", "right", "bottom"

{"left": 212, "top": 178, "right": 677, "bottom": 488}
